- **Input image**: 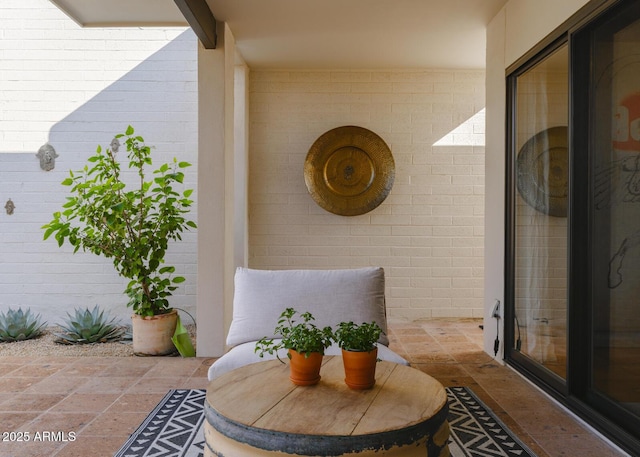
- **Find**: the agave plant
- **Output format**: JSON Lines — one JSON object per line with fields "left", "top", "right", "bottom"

{"left": 55, "top": 305, "right": 125, "bottom": 345}
{"left": 0, "top": 307, "right": 47, "bottom": 342}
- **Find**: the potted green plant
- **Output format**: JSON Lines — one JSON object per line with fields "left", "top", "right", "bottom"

{"left": 42, "top": 126, "right": 196, "bottom": 355}
{"left": 334, "top": 321, "right": 383, "bottom": 389}
{"left": 255, "top": 308, "right": 334, "bottom": 386}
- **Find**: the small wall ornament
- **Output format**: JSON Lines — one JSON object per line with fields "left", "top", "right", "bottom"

{"left": 36, "top": 143, "right": 58, "bottom": 171}
{"left": 110, "top": 137, "right": 120, "bottom": 153}
{"left": 5, "top": 199, "right": 15, "bottom": 215}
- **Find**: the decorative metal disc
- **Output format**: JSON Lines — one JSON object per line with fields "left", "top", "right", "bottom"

{"left": 304, "top": 126, "right": 395, "bottom": 216}
{"left": 516, "top": 126, "right": 568, "bottom": 217}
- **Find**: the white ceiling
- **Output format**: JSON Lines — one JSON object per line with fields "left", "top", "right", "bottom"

{"left": 208, "top": 0, "right": 508, "bottom": 69}
{"left": 49, "top": 0, "right": 508, "bottom": 69}
{"left": 50, "top": 0, "right": 188, "bottom": 27}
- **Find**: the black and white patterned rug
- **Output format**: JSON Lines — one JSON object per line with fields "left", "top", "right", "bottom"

{"left": 446, "top": 386, "right": 536, "bottom": 456}
{"left": 114, "top": 389, "right": 206, "bottom": 457}
{"left": 115, "top": 387, "right": 536, "bottom": 457}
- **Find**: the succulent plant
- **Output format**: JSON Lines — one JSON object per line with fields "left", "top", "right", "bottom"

{"left": 55, "top": 305, "right": 125, "bottom": 344}
{"left": 0, "top": 307, "right": 47, "bottom": 342}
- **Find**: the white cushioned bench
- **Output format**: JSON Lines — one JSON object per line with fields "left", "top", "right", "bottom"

{"left": 207, "top": 267, "right": 409, "bottom": 380}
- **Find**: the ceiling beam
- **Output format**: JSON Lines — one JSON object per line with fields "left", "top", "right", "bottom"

{"left": 174, "top": 0, "right": 217, "bottom": 49}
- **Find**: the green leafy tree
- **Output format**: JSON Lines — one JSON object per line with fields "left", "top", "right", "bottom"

{"left": 43, "top": 126, "right": 197, "bottom": 316}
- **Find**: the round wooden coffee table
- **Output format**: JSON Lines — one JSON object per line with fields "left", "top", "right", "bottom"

{"left": 204, "top": 356, "right": 449, "bottom": 456}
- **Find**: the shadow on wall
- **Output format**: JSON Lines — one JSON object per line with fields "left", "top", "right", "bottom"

{"left": 0, "top": 29, "right": 199, "bottom": 326}
{"left": 48, "top": 29, "right": 198, "bottom": 156}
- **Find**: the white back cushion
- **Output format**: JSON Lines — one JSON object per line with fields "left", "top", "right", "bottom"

{"left": 226, "top": 267, "right": 389, "bottom": 347}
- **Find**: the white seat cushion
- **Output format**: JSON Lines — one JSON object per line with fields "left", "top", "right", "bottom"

{"left": 226, "top": 267, "right": 389, "bottom": 347}
{"left": 208, "top": 341, "right": 409, "bottom": 380}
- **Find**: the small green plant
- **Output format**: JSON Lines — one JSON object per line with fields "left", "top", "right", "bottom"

{"left": 255, "top": 308, "right": 334, "bottom": 361}
{"left": 0, "top": 307, "right": 47, "bottom": 342}
{"left": 42, "top": 126, "right": 196, "bottom": 317}
{"left": 55, "top": 305, "right": 125, "bottom": 345}
{"left": 334, "top": 321, "right": 383, "bottom": 352}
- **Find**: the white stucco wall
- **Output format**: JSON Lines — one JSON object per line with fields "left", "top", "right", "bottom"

{"left": 484, "top": 0, "right": 591, "bottom": 358}
{"left": 0, "top": 0, "right": 198, "bottom": 326}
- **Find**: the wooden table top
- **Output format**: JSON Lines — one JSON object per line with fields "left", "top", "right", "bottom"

{"left": 206, "top": 356, "right": 447, "bottom": 436}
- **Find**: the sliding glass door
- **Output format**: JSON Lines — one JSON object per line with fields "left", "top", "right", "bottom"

{"left": 572, "top": 0, "right": 640, "bottom": 437}
{"left": 508, "top": 43, "right": 569, "bottom": 388}
{"left": 507, "top": 0, "right": 640, "bottom": 452}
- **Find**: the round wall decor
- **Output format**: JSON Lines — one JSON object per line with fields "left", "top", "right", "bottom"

{"left": 516, "top": 126, "right": 568, "bottom": 217}
{"left": 304, "top": 126, "right": 395, "bottom": 216}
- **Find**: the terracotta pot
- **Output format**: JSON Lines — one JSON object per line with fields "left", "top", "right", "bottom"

{"left": 131, "top": 309, "right": 178, "bottom": 356}
{"left": 342, "top": 347, "right": 378, "bottom": 390}
{"left": 288, "top": 349, "right": 323, "bottom": 386}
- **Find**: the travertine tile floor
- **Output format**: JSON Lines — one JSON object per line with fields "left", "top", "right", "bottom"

{"left": 0, "top": 319, "right": 628, "bottom": 457}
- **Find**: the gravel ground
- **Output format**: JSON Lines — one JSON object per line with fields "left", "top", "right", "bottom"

{"left": 0, "top": 325, "right": 197, "bottom": 357}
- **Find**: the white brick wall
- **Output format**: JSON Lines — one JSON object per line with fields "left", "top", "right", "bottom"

{"left": 0, "top": 1, "right": 198, "bottom": 325}
{"left": 249, "top": 70, "right": 485, "bottom": 320}
{"left": 1, "top": 3, "right": 486, "bottom": 326}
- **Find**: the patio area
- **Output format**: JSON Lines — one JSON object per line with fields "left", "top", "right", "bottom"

{"left": 0, "top": 318, "right": 626, "bottom": 457}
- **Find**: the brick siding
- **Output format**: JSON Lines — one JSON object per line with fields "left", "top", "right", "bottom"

{"left": 249, "top": 70, "right": 486, "bottom": 320}
{"left": 0, "top": 0, "right": 198, "bottom": 325}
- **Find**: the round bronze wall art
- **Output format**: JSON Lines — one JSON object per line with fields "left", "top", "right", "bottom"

{"left": 516, "top": 126, "right": 568, "bottom": 217}
{"left": 304, "top": 126, "right": 395, "bottom": 216}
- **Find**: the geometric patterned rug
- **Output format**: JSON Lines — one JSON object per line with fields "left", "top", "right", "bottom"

{"left": 114, "top": 387, "right": 537, "bottom": 457}
{"left": 446, "top": 387, "right": 537, "bottom": 456}
{"left": 114, "top": 390, "right": 206, "bottom": 457}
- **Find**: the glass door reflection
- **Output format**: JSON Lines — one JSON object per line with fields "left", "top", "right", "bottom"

{"left": 513, "top": 45, "right": 569, "bottom": 380}
{"left": 588, "top": 1, "right": 640, "bottom": 419}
